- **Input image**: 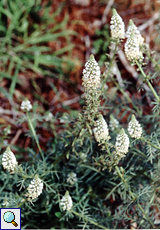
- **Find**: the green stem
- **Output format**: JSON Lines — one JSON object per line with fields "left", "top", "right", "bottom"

{"left": 114, "top": 81, "right": 141, "bottom": 116}
{"left": 136, "top": 61, "right": 160, "bottom": 102}
{"left": 102, "top": 41, "right": 119, "bottom": 90}
{"left": 72, "top": 210, "right": 108, "bottom": 229}
{"left": 115, "top": 166, "right": 126, "bottom": 183}
{"left": 115, "top": 166, "right": 155, "bottom": 228}
{"left": 26, "top": 112, "right": 44, "bottom": 161}
{"left": 17, "top": 200, "right": 26, "bottom": 208}
{"left": 149, "top": 56, "right": 160, "bottom": 72}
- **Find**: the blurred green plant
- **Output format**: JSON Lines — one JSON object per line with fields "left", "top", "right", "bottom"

{"left": 0, "top": 0, "right": 76, "bottom": 97}
{"left": 93, "top": 25, "right": 110, "bottom": 66}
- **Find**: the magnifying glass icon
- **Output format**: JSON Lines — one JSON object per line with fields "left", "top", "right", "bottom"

{"left": 3, "top": 211, "right": 18, "bottom": 227}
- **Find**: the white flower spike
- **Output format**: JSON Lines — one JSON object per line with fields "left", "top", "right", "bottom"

{"left": 82, "top": 54, "right": 101, "bottom": 91}
{"left": 110, "top": 9, "right": 125, "bottom": 41}
{"left": 25, "top": 175, "right": 43, "bottom": 201}
{"left": 115, "top": 128, "right": 129, "bottom": 157}
{"left": 93, "top": 114, "right": 110, "bottom": 143}
{"left": 125, "top": 32, "right": 144, "bottom": 64}
{"left": 126, "top": 19, "right": 144, "bottom": 46}
{"left": 128, "top": 114, "right": 142, "bottom": 139}
{"left": 60, "top": 191, "right": 73, "bottom": 211}
{"left": 21, "top": 99, "right": 32, "bottom": 112}
{"left": 2, "top": 147, "right": 18, "bottom": 173}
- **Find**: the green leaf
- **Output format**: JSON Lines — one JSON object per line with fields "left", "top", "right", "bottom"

{"left": 54, "top": 212, "right": 62, "bottom": 218}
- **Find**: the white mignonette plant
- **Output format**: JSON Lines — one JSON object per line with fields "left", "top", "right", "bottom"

{"left": 67, "top": 172, "right": 77, "bottom": 185}
{"left": 126, "top": 19, "right": 144, "bottom": 46}
{"left": 25, "top": 174, "right": 43, "bottom": 202}
{"left": 110, "top": 8, "right": 125, "bottom": 42}
{"left": 2, "top": 147, "right": 18, "bottom": 173}
{"left": 93, "top": 114, "right": 110, "bottom": 143}
{"left": 115, "top": 128, "right": 130, "bottom": 158}
{"left": 124, "top": 32, "right": 144, "bottom": 64}
{"left": 21, "top": 99, "right": 32, "bottom": 112}
{"left": 59, "top": 191, "right": 73, "bottom": 211}
{"left": 128, "top": 114, "right": 142, "bottom": 139}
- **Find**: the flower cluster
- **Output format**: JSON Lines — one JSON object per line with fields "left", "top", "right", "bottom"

{"left": 2, "top": 147, "right": 18, "bottom": 173}
{"left": 2, "top": 199, "right": 9, "bottom": 207}
{"left": 109, "top": 115, "right": 119, "bottom": 131}
{"left": 124, "top": 33, "right": 144, "bottom": 64}
{"left": 110, "top": 9, "right": 144, "bottom": 65}
{"left": 115, "top": 129, "right": 129, "bottom": 158}
{"left": 93, "top": 114, "right": 110, "bottom": 143}
{"left": 67, "top": 172, "right": 77, "bottom": 185}
{"left": 25, "top": 175, "right": 43, "bottom": 201}
{"left": 45, "top": 112, "right": 53, "bottom": 122}
{"left": 110, "top": 9, "right": 125, "bottom": 41}
{"left": 126, "top": 19, "right": 144, "bottom": 46}
{"left": 81, "top": 54, "right": 101, "bottom": 125}
{"left": 128, "top": 114, "right": 142, "bottom": 139}
{"left": 4, "top": 126, "right": 11, "bottom": 135}
{"left": 21, "top": 99, "right": 32, "bottom": 112}
{"left": 60, "top": 191, "right": 73, "bottom": 211}
{"left": 79, "top": 152, "right": 87, "bottom": 162}
{"left": 82, "top": 54, "right": 101, "bottom": 92}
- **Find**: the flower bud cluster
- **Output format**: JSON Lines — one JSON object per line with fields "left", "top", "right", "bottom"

{"left": 4, "top": 126, "right": 11, "bottom": 135}
{"left": 93, "top": 114, "right": 110, "bottom": 143}
{"left": 25, "top": 175, "right": 43, "bottom": 201}
{"left": 115, "top": 129, "right": 129, "bottom": 158}
{"left": 110, "top": 9, "right": 125, "bottom": 41}
{"left": 21, "top": 99, "right": 32, "bottom": 112}
{"left": 2, "top": 147, "right": 18, "bottom": 173}
{"left": 67, "top": 172, "right": 77, "bottom": 185}
{"left": 60, "top": 191, "right": 73, "bottom": 211}
{"left": 128, "top": 115, "right": 142, "bottom": 139}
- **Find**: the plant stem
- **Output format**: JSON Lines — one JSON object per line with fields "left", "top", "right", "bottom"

{"left": 136, "top": 61, "right": 160, "bottom": 102}
{"left": 26, "top": 112, "right": 44, "bottom": 161}
{"left": 114, "top": 81, "right": 142, "bottom": 116}
{"left": 102, "top": 41, "right": 119, "bottom": 90}
{"left": 115, "top": 166, "right": 155, "bottom": 228}
{"left": 72, "top": 210, "right": 109, "bottom": 229}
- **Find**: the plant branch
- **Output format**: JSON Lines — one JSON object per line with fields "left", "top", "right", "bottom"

{"left": 136, "top": 61, "right": 160, "bottom": 102}
{"left": 26, "top": 112, "right": 44, "bottom": 161}
{"left": 115, "top": 166, "right": 155, "bottom": 228}
{"left": 72, "top": 210, "right": 109, "bottom": 229}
